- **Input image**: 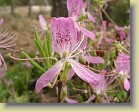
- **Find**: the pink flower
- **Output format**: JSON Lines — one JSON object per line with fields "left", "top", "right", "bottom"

{"left": 67, "top": 0, "right": 95, "bottom": 40}
{"left": 115, "top": 53, "right": 130, "bottom": 73}
{"left": 115, "top": 53, "right": 130, "bottom": 91}
{"left": 67, "top": 0, "right": 85, "bottom": 21}
{"left": 35, "top": 17, "right": 104, "bottom": 93}
{"left": 115, "top": 25, "right": 126, "bottom": 41}
{"left": 39, "top": 15, "right": 47, "bottom": 31}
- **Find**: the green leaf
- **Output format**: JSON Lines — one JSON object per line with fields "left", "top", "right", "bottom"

{"left": 117, "top": 90, "right": 127, "bottom": 103}
{"left": 34, "top": 28, "right": 43, "bottom": 49}
{"left": 46, "top": 30, "right": 52, "bottom": 57}
{"left": 34, "top": 39, "right": 50, "bottom": 69}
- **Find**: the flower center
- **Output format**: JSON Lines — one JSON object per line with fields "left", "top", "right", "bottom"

{"left": 56, "top": 28, "right": 71, "bottom": 46}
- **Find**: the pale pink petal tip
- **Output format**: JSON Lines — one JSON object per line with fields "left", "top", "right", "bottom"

{"left": 39, "top": 15, "right": 47, "bottom": 30}
{"left": 124, "top": 79, "right": 130, "bottom": 91}
{"left": 65, "top": 97, "right": 78, "bottom": 103}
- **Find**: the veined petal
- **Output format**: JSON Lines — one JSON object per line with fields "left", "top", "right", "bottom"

{"left": 82, "top": 56, "right": 104, "bottom": 64}
{"left": 124, "top": 78, "right": 130, "bottom": 91}
{"left": 115, "top": 62, "right": 130, "bottom": 73}
{"left": 50, "top": 17, "right": 77, "bottom": 56}
{"left": 116, "top": 53, "right": 130, "bottom": 73}
{"left": 0, "top": 18, "right": 3, "bottom": 27}
{"left": 79, "top": 27, "right": 95, "bottom": 40}
{"left": 35, "top": 61, "right": 64, "bottom": 93}
{"left": 39, "top": 15, "right": 47, "bottom": 30}
{"left": 68, "top": 59, "right": 101, "bottom": 86}
{"left": 67, "top": 0, "right": 84, "bottom": 20}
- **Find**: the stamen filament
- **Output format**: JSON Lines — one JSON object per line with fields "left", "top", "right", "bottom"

{"left": 9, "top": 53, "right": 58, "bottom": 61}
{"left": 68, "top": 35, "right": 85, "bottom": 58}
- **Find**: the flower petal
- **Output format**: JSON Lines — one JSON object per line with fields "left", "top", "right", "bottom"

{"left": 67, "top": 0, "right": 84, "bottom": 20}
{"left": 50, "top": 17, "right": 77, "bottom": 56}
{"left": 35, "top": 61, "right": 64, "bottom": 93}
{"left": 87, "top": 12, "right": 95, "bottom": 23}
{"left": 68, "top": 68, "right": 75, "bottom": 80}
{"left": 79, "top": 27, "right": 95, "bottom": 40}
{"left": 0, "top": 18, "right": 3, "bottom": 27}
{"left": 82, "top": 56, "right": 104, "bottom": 64}
{"left": 115, "top": 62, "right": 130, "bottom": 73}
{"left": 65, "top": 97, "right": 78, "bottom": 103}
{"left": 68, "top": 59, "right": 101, "bottom": 86}
{"left": 124, "top": 78, "right": 130, "bottom": 91}
{"left": 39, "top": 15, "right": 47, "bottom": 30}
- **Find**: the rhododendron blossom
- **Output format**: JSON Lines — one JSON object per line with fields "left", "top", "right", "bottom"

{"left": 115, "top": 53, "right": 130, "bottom": 91}
{"left": 35, "top": 17, "right": 104, "bottom": 93}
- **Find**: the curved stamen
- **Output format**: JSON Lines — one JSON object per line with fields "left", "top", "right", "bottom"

{"left": 0, "top": 33, "right": 15, "bottom": 44}
{"left": 70, "top": 49, "right": 84, "bottom": 58}
{"left": 0, "top": 31, "right": 10, "bottom": 40}
{"left": 0, "top": 37, "right": 16, "bottom": 47}
{"left": 68, "top": 35, "right": 85, "bottom": 58}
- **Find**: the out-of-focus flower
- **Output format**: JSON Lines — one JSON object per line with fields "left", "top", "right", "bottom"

{"left": 115, "top": 53, "right": 130, "bottom": 91}
{"left": 0, "top": 18, "right": 16, "bottom": 78}
{"left": 23, "top": 61, "right": 31, "bottom": 69}
{"left": 67, "top": 0, "right": 95, "bottom": 40}
{"left": 87, "top": 12, "right": 95, "bottom": 23}
{"left": 115, "top": 25, "right": 126, "bottom": 41}
{"left": 39, "top": 15, "right": 47, "bottom": 31}
{"left": 67, "top": 0, "right": 85, "bottom": 21}
{"left": 35, "top": 17, "right": 104, "bottom": 93}
{"left": 4, "top": 78, "right": 13, "bottom": 87}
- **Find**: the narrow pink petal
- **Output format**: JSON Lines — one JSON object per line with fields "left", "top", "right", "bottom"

{"left": 68, "top": 59, "right": 101, "bottom": 86}
{"left": 115, "top": 62, "right": 130, "bottom": 73}
{"left": 65, "top": 97, "right": 78, "bottom": 103}
{"left": 35, "top": 61, "right": 64, "bottom": 93}
{"left": 102, "top": 21, "right": 107, "bottom": 31}
{"left": 87, "top": 12, "right": 95, "bottom": 23}
{"left": 124, "top": 78, "right": 130, "bottom": 91}
{"left": 0, "top": 53, "right": 7, "bottom": 71}
{"left": 39, "top": 15, "right": 47, "bottom": 30}
{"left": 80, "top": 27, "right": 95, "bottom": 40}
{"left": 68, "top": 68, "right": 75, "bottom": 80}
{"left": 82, "top": 56, "right": 104, "bottom": 64}
{"left": 0, "top": 18, "right": 3, "bottom": 27}
{"left": 114, "top": 25, "right": 122, "bottom": 30}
